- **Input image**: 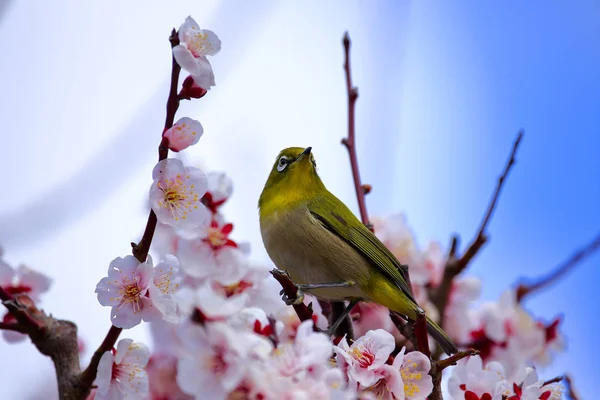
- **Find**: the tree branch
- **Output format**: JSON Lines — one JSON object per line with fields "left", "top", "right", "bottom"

{"left": 270, "top": 269, "right": 315, "bottom": 326}
{"left": 431, "top": 131, "right": 523, "bottom": 357}
{"left": 565, "top": 375, "right": 580, "bottom": 400}
{"left": 541, "top": 376, "right": 563, "bottom": 386}
{"left": 414, "top": 309, "right": 430, "bottom": 358}
{"left": 131, "top": 28, "right": 181, "bottom": 263}
{"left": 516, "top": 232, "right": 600, "bottom": 302}
{"left": 0, "top": 321, "right": 27, "bottom": 333}
{"left": 81, "top": 28, "right": 183, "bottom": 393}
{"left": 1, "top": 293, "right": 85, "bottom": 399}
{"left": 437, "top": 349, "right": 479, "bottom": 370}
{"left": 340, "top": 32, "right": 371, "bottom": 231}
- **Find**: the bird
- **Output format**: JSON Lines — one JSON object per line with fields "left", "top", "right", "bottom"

{"left": 258, "top": 146, "right": 458, "bottom": 355}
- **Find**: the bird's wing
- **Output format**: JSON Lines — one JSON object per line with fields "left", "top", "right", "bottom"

{"left": 308, "top": 194, "right": 417, "bottom": 304}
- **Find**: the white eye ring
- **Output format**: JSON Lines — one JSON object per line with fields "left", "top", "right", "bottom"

{"left": 277, "top": 156, "right": 289, "bottom": 172}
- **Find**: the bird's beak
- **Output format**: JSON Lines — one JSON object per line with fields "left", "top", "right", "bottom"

{"left": 296, "top": 146, "right": 312, "bottom": 162}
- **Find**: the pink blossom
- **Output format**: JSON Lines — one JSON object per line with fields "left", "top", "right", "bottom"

{"left": 177, "top": 283, "right": 249, "bottom": 321}
{"left": 334, "top": 329, "right": 396, "bottom": 389}
{"left": 95, "top": 339, "right": 149, "bottom": 400}
{"left": 359, "top": 347, "right": 432, "bottom": 400}
{"left": 271, "top": 320, "right": 332, "bottom": 380}
{"left": 0, "top": 259, "right": 51, "bottom": 342}
{"left": 163, "top": 117, "right": 203, "bottom": 152}
{"left": 176, "top": 220, "right": 246, "bottom": 284}
{"left": 444, "top": 277, "right": 482, "bottom": 343}
{"left": 352, "top": 302, "right": 398, "bottom": 339}
{"left": 179, "top": 75, "right": 208, "bottom": 100}
{"left": 447, "top": 356, "right": 507, "bottom": 400}
{"left": 172, "top": 16, "right": 221, "bottom": 90}
{"left": 149, "top": 159, "right": 210, "bottom": 229}
{"left": 0, "top": 261, "right": 51, "bottom": 302}
{"left": 176, "top": 322, "right": 272, "bottom": 399}
{"left": 203, "top": 171, "right": 233, "bottom": 211}
{"left": 95, "top": 255, "right": 179, "bottom": 328}
{"left": 504, "top": 367, "right": 557, "bottom": 400}
{"left": 147, "top": 353, "right": 193, "bottom": 400}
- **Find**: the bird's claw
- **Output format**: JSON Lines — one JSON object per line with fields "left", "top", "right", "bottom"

{"left": 280, "top": 289, "right": 305, "bottom": 306}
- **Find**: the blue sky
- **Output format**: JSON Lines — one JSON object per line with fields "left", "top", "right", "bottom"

{"left": 0, "top": 1, "right": 598, "bottom": 398}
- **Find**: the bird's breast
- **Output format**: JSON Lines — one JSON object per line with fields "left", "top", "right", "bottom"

{"left": 260, "top": 206, "right": 373, "bottom": 301}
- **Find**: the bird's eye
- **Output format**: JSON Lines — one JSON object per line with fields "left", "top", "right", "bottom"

{"left": 277, "top": 156, "right": 289, "bottom": 172}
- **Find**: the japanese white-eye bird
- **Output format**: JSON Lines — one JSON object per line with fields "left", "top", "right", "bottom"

{"left": 258, "top": 146, "right": 458, "bottom": 355}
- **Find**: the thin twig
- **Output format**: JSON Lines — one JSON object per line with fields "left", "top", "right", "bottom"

{"left": 82, "top": 28, "right": 183, "bottom": 390}
{"left": 457, "top": 130, "right": 523, "bottom": 272}
{"left": 565, "top": 375, "right": 580, "bottom": 400}
{"left": 437, "top": 349, "right": 479, "bottom": 370}
{"left": 340, "top": 32, "right": 371, "bottom": 230}
{"left": 0, "top": 321, "right": 27, "bottom": 333}
{"left": 131, "top": 28, "right": 181, "bottom": 263}
{"left": 431, "top": 132, "right": 523, "bottom": 358}
{"left": 541, "top": 376, "right": 564, "bottom": 386}
{"left": 517, "top": 232, "right": 600, "bottom": 302}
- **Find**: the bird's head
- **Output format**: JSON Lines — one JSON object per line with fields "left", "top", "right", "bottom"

{"left": 259, "top": 146, "right": 325, "bottom": 211}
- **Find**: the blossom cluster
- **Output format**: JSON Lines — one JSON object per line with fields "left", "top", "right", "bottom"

{"left": 361, "top": 215, "right": 566, "bottom": 381}
{"left": 448, "top": 355, "right": 563, "bottom": 400}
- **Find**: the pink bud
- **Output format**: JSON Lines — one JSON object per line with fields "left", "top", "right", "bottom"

{"left": 179, "top": 75, "right": 208, "bottom": 99}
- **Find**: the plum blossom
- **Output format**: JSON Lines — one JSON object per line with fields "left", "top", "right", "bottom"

{"left": 270, "top": 320, "right": 333, "bottom": 380}
{"left": 173, "top": 16, "right": 221, "bottom": 90}
{"left": 355, "top": 347, "right": 432, "bottom": 400}
{"left": 505, "top": 368, "right": 559, "bottom": 400}
{"left": 448, "top": 356, "right": 507, "bottom": 400}
{"left": 0, "top": 257, "right": 51, "bottom": 342}
{"left": 352, "top": 302, "right": 399, "bottom": 339}
{"left": 444, "top": 276, "right": 482, "bottom": 343}
{"left": 177, "top": 220, "right": 246, "bottom": 284}
{"left": 179, "top": 75, "right": 208, "bottom": 100}
{"left": 334, "top": 329, "right": 396, "bottom": 389}
{"left": 202, "top": 171, "right": 233, "bottom": 212}
{"left": 0, "top": 261, "right": 51, "bottom": 302}
{"left": 149, "top": 158, "right": 210, "bottom": 229}
{"left": 95, "top": 339, "right": 150, "bottom": 400}
{"left": 95, "top": 255, "right": 179, "bottom": 328}
{"left": 176, "top": 322, "right": 272, "bottom": 399}
{"left": 177, "top": 283, "right": 249, "bottom": 322}
{"left": 163, "top": 117, "right": 204, "bottom": 152}
{"left": 147, "top": 353, "right": 193, "bottom": 400}
{"left": 466, "top": 290, "right": 558, "bottom": 382}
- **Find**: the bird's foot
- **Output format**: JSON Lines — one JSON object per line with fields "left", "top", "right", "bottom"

{"left": 279, "top": 288, "right": 305, "bottom": 306}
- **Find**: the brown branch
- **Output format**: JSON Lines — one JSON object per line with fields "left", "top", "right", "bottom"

{"left": 414, "top": 309, "right": 430, "bottom": 358}
{"left": 516, "top": 232, "right": 600, "bottom": 302}
{"left": 565, "top": 375, "right": 580, "bottom": 400}
{"left": 541, "top": 376, "right": 564, "bottom": 386}
{"left": 270, "top": 269, "right": 315, "bottom": 326}
{"left": 437, "top": 348, "right": 479, "bottom": 370}
{"left": 340, "top": 32, "right": 371, "bottom": 230}
{"left": 329, "top": 301, "right": 355, "bottom": 340}
{"left": 2, "top": 294, "right": 85, "bottom": 399}
{"left": 81, "top": 28, "right": 183, "bottom": 392}
{"left": 131, "top": 28, "right": 181, "bottom": 263}
{"left": 431, "top": 131, "right": 523, "bottom": 358}
{"left": 79, "top": 325, "right": 122, "bottom": 387}
{"left": 0, "top": 321, "right": 27, "bottom": 333}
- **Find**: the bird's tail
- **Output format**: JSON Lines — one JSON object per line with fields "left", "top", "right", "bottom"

{"left": 426, "top": 315, "right": 458, "bottom": 355}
